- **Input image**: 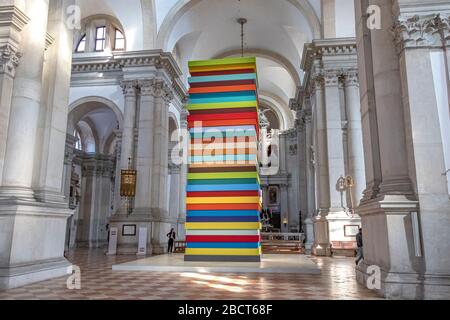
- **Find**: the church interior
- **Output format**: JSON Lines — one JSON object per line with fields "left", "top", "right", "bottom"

{"left": 0, "top": 0, "right": 449, "bottom": 300}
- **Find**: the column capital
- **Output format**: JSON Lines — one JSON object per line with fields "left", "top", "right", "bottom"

{"left": 138, "top": 79, "right": 174, "bottom": 102}
{"left": 180, "top": 107, "right": 189, "bottom": 128}
{"left": 310, "top": 72, "right": 324, "bottom": 91}
{"left": 341, "top": 69, "right": 359, "bottom": 87}
{"left": 120, "top": 80, "right": 138, "bottom": 97}
{"left": 323, "top": 69, "right": 341, "bottom": 87}
{"left": 392, "top": 13, "right": 450, "bottom": 52}
{"left": 0, "top": 44, "right": 21, "bottom": 77}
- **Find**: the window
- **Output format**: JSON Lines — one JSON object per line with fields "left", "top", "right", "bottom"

{"left": 75, "top": 130, "right": 82, "bottom": 151}
{"left": 95, "top": 26, "right": 106, "bottom": 51}
{"left": 76, "top": 34, "right": 86, "bottom": 52}
{"left": 114, "top": 29, "right": 125, "bottom": 51}
{"left": 74, "top": 16, "right": 126, "bottom": 53}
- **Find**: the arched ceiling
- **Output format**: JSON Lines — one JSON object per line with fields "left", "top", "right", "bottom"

{"left": 158, "top": 0, "right": 315, "bottom": 129}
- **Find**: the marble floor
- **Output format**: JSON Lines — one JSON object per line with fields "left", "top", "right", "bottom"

{"left": 0, "top": 249, "right": 383, "bottom": 300}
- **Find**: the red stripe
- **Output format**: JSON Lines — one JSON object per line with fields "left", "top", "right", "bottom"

{"left": 187, "top": 204, "right": 261, "bottom": 210}
{"left": 189, "top": 84, "right": 257, "bottom": 94}
{"left": 188, "top": 112, "right": 258, "bottom": 122}
{"left": 186, "top": 235, "right": 261, "bottom": 243}
{"left": 188, "top": 119, "right": 259, "bottom": 128}
{"left": 189, "top": 79, "right": 255, "bottom": 88}
{"left": 187, "top": 191, "right": 259, "bottom": 197}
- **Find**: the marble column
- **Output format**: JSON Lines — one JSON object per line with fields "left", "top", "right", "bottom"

{"left": 33, "top": 0, "right": 75, "bottom": 204}
{"left": 304, "top": 111, "right": 316, "bottom": 251}
{"left": 312, "top": 73, "right": 332, "bottom": 256}
{"left": 134, "top": 80, "right": 156, "bottom": 210}
{"left": 343, "top": 70, "right": 366, "bottom": 207}
{"left": 177, "top": 108, "right": 188, "bottom": 239}
{"left": 168, "top": 164, "right": 181, "bottom": 221}
{"left": 323, "top": 70, "right": 346, "bottom": 214}
{"left": 0, "top": 0, "right": 72, "bottom": 290}
{"left": 0, "top": 0, "right": 50, "bottom": 198}
{"left": 119, "top": 81, "right": 138, "bottom": 169}
{"left": 0, "top": 5, "right": 28, "bottom": 184}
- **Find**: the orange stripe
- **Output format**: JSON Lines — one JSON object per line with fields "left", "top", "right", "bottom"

{"left": 189, "top": 84, "right": 257, "bottom": 94}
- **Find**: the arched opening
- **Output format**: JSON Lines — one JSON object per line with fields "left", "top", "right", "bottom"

{"left": 64, "top": 99, "right": 123, "bottom": 250}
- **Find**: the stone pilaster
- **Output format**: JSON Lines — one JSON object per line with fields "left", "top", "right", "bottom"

{"left": 342, "top": 70, "right": 366, "bottom": 207}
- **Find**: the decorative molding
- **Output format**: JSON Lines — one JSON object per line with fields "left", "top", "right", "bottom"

{"left": 392, "top": 13, "right": 450, "bottom": 51}
{"left": 71, "top": 50, "right": 187, "bottom": 101}
{"left": 138, "top": 78, "right": 174, "bottom": 102}
{"left": 0, "top": 5, "right": 30, "bottom": 34}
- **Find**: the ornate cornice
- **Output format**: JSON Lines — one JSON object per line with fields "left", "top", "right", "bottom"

{"left": 392, "top": 13, "right": 450, "bottom": 52}
{"left": 0, "top": 44, "right": 20, "bottom": 76}
{"left": 0, "top": 5, "right": 30, "bottom": 33}
{"left": 72, "top": 50, "right": 187, "bottom": 101}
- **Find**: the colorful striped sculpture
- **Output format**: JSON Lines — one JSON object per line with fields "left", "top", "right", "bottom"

{"left": 185, "top": 57, "right": 262, "bottom": 262}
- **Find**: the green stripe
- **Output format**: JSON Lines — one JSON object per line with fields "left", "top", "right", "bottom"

{"left": 188, "top": 178, "right": 259, "bottom": 185}
{"left": 188, "top": 101, "right": 258, "bottom": 111}
{"left": 189, "top": 57, "right": 256, "bottom": 68}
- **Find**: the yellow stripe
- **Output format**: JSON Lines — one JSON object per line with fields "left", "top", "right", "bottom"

{"left": 188, "top": 172, "right": 258, "bottom": 180}
{"left": 189, "top": 63, "right": 256, "bottom": 72}
{"left": 186, "top": 196, "right": 260, "bottom": 204}
{"left": 188, "top": 57, "right": 256, "bottom": 67}
{"left": 185, "top": 222, "right": 262, "bottom": 230}
{"left": 185, "top": 248, "right": 261, "bottom": 256}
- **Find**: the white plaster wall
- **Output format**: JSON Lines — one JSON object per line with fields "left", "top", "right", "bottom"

{"left": 155, "top": 0, "right": 179, "bottom": 32}
{"left": 334, "top": 0, "right": 356, "bottom": 37}
{"left": 430, "top": 51, "right": 450, "bottom": 195}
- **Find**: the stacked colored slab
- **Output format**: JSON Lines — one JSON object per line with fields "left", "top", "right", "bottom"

{"left": 185, "top": 57, "right": 262, "bottom": 262}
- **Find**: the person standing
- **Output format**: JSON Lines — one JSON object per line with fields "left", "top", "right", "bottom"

{"left": 167, "top": 228, "right": 176, "bottom": 253}
{"left": 355, "top": 228, "right": 364, "bottom": 265}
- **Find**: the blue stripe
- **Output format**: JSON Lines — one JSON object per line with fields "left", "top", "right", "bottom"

{"left": 187, "top": 242, "right": 260, "bottom": 249}
{"left": 190, "top": 91, "right": 256, "bottom": 99}
{"left": 186, "top": 184, "right": 260, "bottom": 192}
{"left": 190, "top": 155, "right": 256, "bottom": 162}
{"left": 189, "top": 95, "right": 257, "bottom": 104}
{"left": 186, "top": 216, "right": 260, "bottom": 222}
{"left": 189, "top": 73, "right": 257, "bottom": 83}
{"left": 187, "top": 210, "right": 260, "bottom": 216}
{"left": 189, "top": 125, "right": 256, "bottom": 132}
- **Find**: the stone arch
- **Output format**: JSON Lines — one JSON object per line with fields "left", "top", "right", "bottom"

{"left": 68, "top": 96, "right": 124, "bottom": 135}
{"left": 259, "top": 93, "right": 295, "bottom": 131}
